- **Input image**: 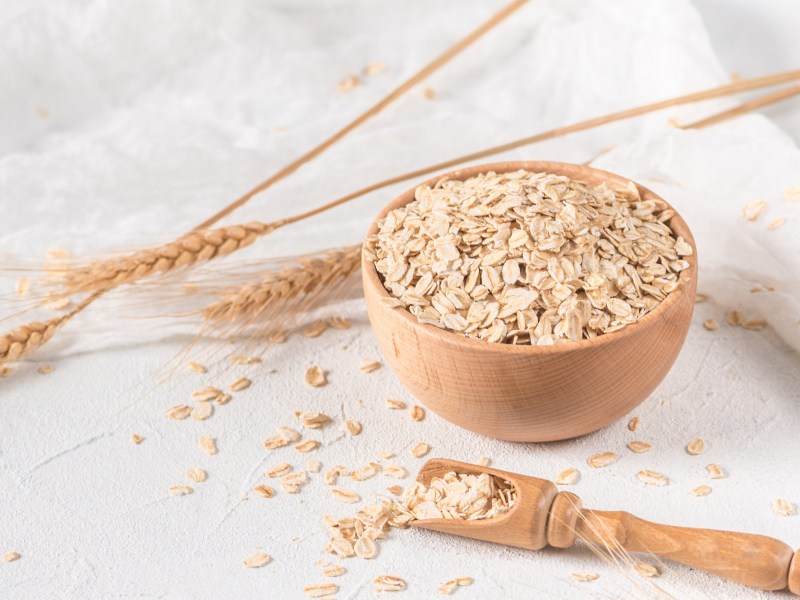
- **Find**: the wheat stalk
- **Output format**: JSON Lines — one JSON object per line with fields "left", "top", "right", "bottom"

{"left": 191, "top": 0, "right": 529, "bottom": 230}
{"left": 203, "top": 244, "right": 361, "bottom": 323}
{"left": 0, "top": 291, "right": 101, "bottom": 364}
{"left": 62, "top": 221, "right": 282, "bottom": 294}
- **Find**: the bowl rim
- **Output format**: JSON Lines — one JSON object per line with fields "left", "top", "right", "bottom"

{"left": 362, "top": 160, "right": 697, "bottom": 356}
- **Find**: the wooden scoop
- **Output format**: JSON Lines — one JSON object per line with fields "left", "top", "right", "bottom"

{"left": 412, "top": 459, "right": 800, "bottom": 594}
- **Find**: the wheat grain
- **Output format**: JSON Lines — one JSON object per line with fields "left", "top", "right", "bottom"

{"left": 37, "top": 364, "right": 54, "bottom": 374}
{"left": 572, "top": 573, "right": 598, "bottom": 582}
{"left": 166, "top": 405, "right": 192, "bottom": 420}
{"left": 62, "top": 222, "right": 279, "bottom": 294}
{"left": 692, "top": 485, "right": 711, "bottom": 496}
{"left": 229, "top": 377, "right": 251, "bottom": 392}
{"left": 636, "top": 470, "right": 669, "bottom": 486}
{"left": 295, "top": 440, "right": 319, "bottom": 453}
{"left": 187, "top": 361, "right": 207, "bottom": 373}
{"left": 304, "top": 582, "right": 338, "bottom": 597}
{"left": 627, "top": 441, "right": 652, "bottom": 453}
{"left": 253, "top": 484, "right": 276, "bottom": 499}
{"left": 192, "top": 386, "right": 223, "bottom": 402}
{"left": 703, "top": 319, "right": 719, "bottom": 331}
{"left": 202, "top": 246, "right": 361, "bottom": 323}
{"left": 0, "top": 291, "right": 100, "bottom": 365}
{"left": 386, "top": 399, "right": 406, "bottom": 410}
{"left": 359, "top": 359, "right": 382, "bottom": 373}
{"left": 628, "top": 417, "right": 641, "bottom": 431}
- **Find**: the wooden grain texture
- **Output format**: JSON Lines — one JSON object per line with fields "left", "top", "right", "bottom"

{"left": 576, "top": 510, "right": 796, "bottom": 592}
{"left": 413, "top": 459, "right": 800, "bottom": 595}
{"left": 362, "top": 161, "right": 697, "bottom": 442}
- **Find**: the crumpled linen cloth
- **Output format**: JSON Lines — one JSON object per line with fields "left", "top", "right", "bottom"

{"left": 1, "top": 1, "right": 799, "bottom": 599}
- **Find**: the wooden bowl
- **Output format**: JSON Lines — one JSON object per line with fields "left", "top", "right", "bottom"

{"left": 362, "top": 161, "right": 697, "bottom": 442}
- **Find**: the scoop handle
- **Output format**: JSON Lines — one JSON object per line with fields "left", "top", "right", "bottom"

{"left": 575, "top": 505, "right": 800, "bottom": 592}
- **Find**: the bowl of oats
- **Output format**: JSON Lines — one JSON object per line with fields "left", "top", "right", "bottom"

{"left": 362, "top": 162, "right": 696, "bottom": 442}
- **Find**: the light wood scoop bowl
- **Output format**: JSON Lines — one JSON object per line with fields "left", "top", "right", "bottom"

{"left": 362, "top": 161, "right": 696, "bottom": 441}
{"left": 413, "top": 459, "right": 800, "bottom": 594}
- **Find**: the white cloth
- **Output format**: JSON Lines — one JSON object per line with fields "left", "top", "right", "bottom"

{"left": 1, "top": 1, "right": 799, "bottom": 598}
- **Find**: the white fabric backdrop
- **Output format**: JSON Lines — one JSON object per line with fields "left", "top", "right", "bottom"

{"left": 1, "top": 0, "right": 799, "bottom": 598}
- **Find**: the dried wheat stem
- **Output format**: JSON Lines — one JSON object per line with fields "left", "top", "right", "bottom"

{"left": 203, "top": 245, "right": 361, "bottom": 322}
{"left": 267, "top": 69, "right": 800, "bottom": 228}
{"left": 64, "top": 221, "right": 283, "bottom": 294}
{"left": 191, "top": 0, "right": 528, "bottom": 230}
{"left": 0, "top": 291, "right": 101, "bottom": 364}
{"left": 683, "top": 83, "right": 800, "bottom": 129}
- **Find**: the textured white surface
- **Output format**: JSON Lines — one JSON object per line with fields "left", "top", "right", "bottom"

{"left": 1, "top": 1, "right": 800, "bottom": 598}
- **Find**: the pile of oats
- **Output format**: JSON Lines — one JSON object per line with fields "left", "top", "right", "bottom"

{"left": 365, "top": 170, "right": 691, "bottom": 344}
{"left": 323, "top": 471, "right": 515, "bottom": 560}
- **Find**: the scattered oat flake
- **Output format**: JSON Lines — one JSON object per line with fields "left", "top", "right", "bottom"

{"left": 743, "top": 318, "right": 767, "bottom": 331}
{"left": 784, "top": 185, "right": 800, "bottom": 201}
{"left": 330, "top": 488, "right": 360, "bottom": 503}
{"left": 360, "top": 360, "right": 382, "bottom": 373}
{"left": 478, "top": 456, "right": 491, "bottom": 467}
{"left": 307, "top": 459, "right": 322, "bottom": 473}
{"left": 46, "top": 247, "right": 71, "bottom": 259}
{"left": 637, "top": 470, "right": 669, "bottom": 486}
{"left": 199, "top": 436, "right": 217, "bottom": 455}
{"left": 187, "top": 361, "right": 207, "bottom": 373}
{"left": 264, "top": 435, "right": 289, "bottom": 450}
{"left": 169, "top": 485, "right": 193, "bottom": 496}
{"left": 373, "top": 575, "right": 406, "bottom": 592}
{"left": 215, "top": 393, "right": 232, "bottom": 405}
{"left": 304, "top": 582, "right": 338, "bottom": 597}
{"left": 15, "top": 276, "right": 28, "bottom": 298}
{"left": 410, "top": 405, "right": 425, "bottom": 421}
{"left": 572, "top": 572, "right": 599, "bottom": 582}
{"left": 768, "top": 217, "right": 787, "bottom": 230}
{"left": 303, "top": 320, "right": 329, "bottom": 338}
{"left": 380, "top": 296, "right": 404, "bottom": 308}
{"left": 337, "top": 75, "right": 360, "bottom": 93}
{"left": 319, "top": 561, "right": 346, "bottom": 577}
{"left": 191, "top": 402, "right": 214, "bottom": 421}
{"left": 742, "top": 200, "right": 767, "bottom": 221}
{"left": 267, "top": 463, "right": 292, "bottom": 478}
{"left": 773, "top": 499, "right": 796, "bottom": 516}
{"left": 364, "top": 60, "right": 386, "bottom": 76}
{"left": 411, "top": 442, "right": 430, "bottom": 458}
{"left": 628, "top": 417, "right": 640, "bottom": 431}
{"left": 229, "top": 377, "right": 251, "bottom": 392}
{"left": 276, "top": 425, "right": 302, "bottom": 442}
{"left": 439, "top": 580, "right": 458, "bottom": 595}
{"left": 456, "top": 577, "right": 473, "bottom": 587}
{"left": 296, "top": 440, "right": 320, "bottom": 453}
{"left": 703, "top": 319, "right": 719, "bottom": 331}
{"left": 627, "top": 441, "right": 652, "bottom": 453}
{"left": 423, "top": 86, "right": 437, "bottom": 100}
{"left": 634, "top": 562, "right": 661, "bottom": 577}
{"left": 296, "top": 411, "right": 331, "bottom": 429}
{"left": 686, "top": 438, "right": 707, "bottom": 456}
{"left": 555, "top": 468, "right": 580, "bottom": 485}
{"left": 692, "top": 485, "right": 711, "bottom": 497}
{"left": 726, "top": 309, "right": 744, "bottom": 326}
{"left": 379, "top": 451, "right": 395, "bottom": 459}
{"left": 305, "top": 366, "right": 327, "bottom": 387}
{"left": 354, "top": 535, "right": 377, "bottom": 559}
{"left": 193, "top": 386, "right": 222, "bottom": 402}
{"left": 166, "top": 404, "right": 192, "bottom": 420}
{"left": 3, "top": 552, "right": 20, "bottom": 563}
{"left": 187, "top": 467, "right": 207, "bottom": 483}
{"left": 268, "top": 329, "right": 288, "bottom": 344}
{"left": 244, "top": 552, "right": 271, "bottom": 568}
{"left": 130, "top": 433, "right": 144, "bottom": 445}
{"left": 386, "top": 485, "right": 403, "bottom": 495}
{"left": 342, "top": 419, "right": 362, "bottom": 436}
{"left": 695, "top": 293, "right": 709, "bottom": 303}
{"left": 386, "top": 399, "right": 406, "bottom": 410}
{"left": 253, "top": 484, "right": 275, "bottom": 499}
{"left": 706, "top": 464, "right": 726, "bottom": 479}
{"left": 588, "top": 452, "right": 618, "bottom": 468}
{"left": 383, "top": 465, "right": 407, "bottom": 479}
{"left": 0, "top": 366, "right": 12, "bottom": 377}
{"left": 37, "top": 363, "right": 54, "bottom": 374}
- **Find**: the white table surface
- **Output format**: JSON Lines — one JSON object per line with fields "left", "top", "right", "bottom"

{"left": 1, "top": 1, "right": 799, "bottom": 598}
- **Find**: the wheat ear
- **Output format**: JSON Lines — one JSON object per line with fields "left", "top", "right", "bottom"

{"left": 203, "top": 244, "right": 361, "bottom": 322}
{"left": 63, "top": 221, "right": 282, "bottom": 294}
{"left": 0, "top": 291, "right": 101, "bottom": 364}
